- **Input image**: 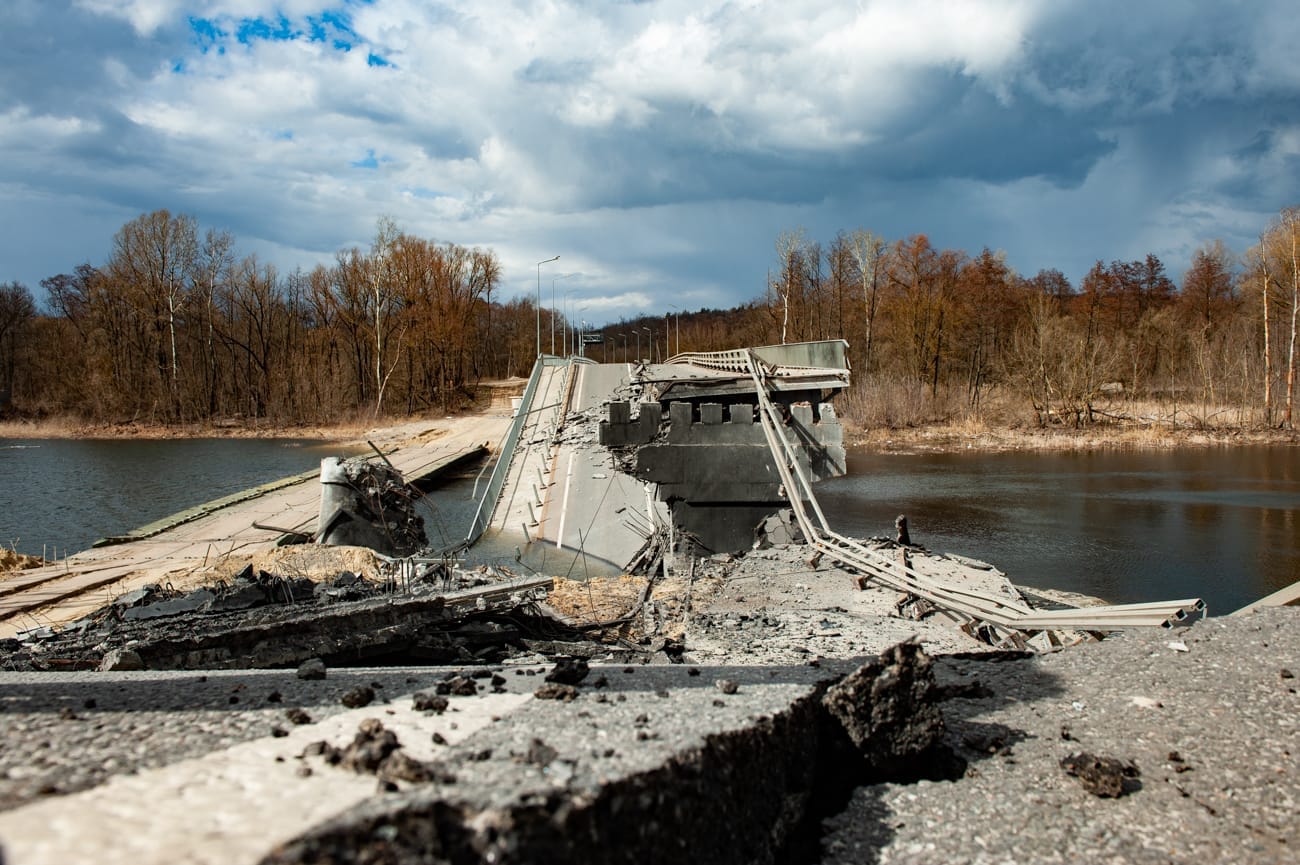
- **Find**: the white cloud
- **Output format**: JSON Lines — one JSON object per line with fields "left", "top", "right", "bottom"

{"left": 2, "top": 0, "right": 1298, "bottom": 322}
{"left": 74, "top": 0, "right": 182, "bottom": 35}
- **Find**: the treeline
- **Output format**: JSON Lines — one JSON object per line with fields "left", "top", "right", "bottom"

{"left": 594, "top": 212, "right": 1299, "bottom": 430}
{"left": 0, "top": 211, "right": 553, "bottom": 424}
{"left": 2, "top": 206, "right": 1299, "bottom": 431}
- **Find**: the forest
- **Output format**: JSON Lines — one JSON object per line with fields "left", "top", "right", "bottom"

{"left": 1, "top": 207, "right": 1298, "bottom": 432}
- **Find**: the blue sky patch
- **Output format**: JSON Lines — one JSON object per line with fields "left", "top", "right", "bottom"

{"left": 188, "top": 17, "right": 225, "bottom": 53}
{"left": 351, "top": 149, "right": 380, "bottom": 169}
{"left": 237, "top": 15, "right": 298, "bottom": 45}
{"left": 367, "top": 52, "right": 392, "bottom": 68}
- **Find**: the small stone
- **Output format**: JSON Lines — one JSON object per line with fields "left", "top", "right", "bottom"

{"left": 271, "top": 726, "right": 289, "bottom": 738}
{"left": 1281, "top": 668, "right": 1294, "bottom": 679}
{"left": 687, "top": 667, "right": 701, "bottom": 677}
{"left": 432, "top": 732, "right": 447, "bottom": 746}
{"left": 267, "top": 691, "right": 283, "bottom": 703}
{"left": 546, "top": 657, "right": 590, "bottom": 686}
{"left": 99, "top": 648, "right": 144, "bottom": 672}
{"left": 297, "top": 659, "right": 327, "bottom": 681}
{"left": 715, "top": 679, "right": 739, "bottom": 695}
{"left": 82, "top": 698, "right": 97, "bottom": 710}
{"left": 535, "top": 683, "right": 579, "bottom": 702}
{"left": 413, "top": 693, "right": 450, "bottom": 714}
{"left": 285, "top": 707, "right": 313, "bottom": 725}
{"left": 1060, "top": 752, "right": 1140, "bottom": 798}
{"left": 525, "top": 738, "right": 558, "bottom": 766}
{"left": 341, "top": 686, "right": 375, "bottom": 708}
{"left": 447, "top": 676, "right": 477, "bottom": 697}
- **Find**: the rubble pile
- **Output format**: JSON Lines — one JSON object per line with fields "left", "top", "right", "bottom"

{"left": 0, "top": 563, "right": 572, "bottom": 672}
{"left": 317, "top": 457, "right": 428, "bottom": 556}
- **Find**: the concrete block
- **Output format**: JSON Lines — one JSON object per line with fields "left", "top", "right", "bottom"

{"left": 669, "top": 402, "right": 693, "bottom": 444}
{"left": 729, "top": 404, "right": 754, "bottom": 425}
{"left": 638, "top": 402, "right": 663, "bottom": 438}
{"left": 701, "top": 403, "right": 724, "bottom": 425}
{"left": 790, "top": 403, "right": 814, "bottom": 427}
{"left": 608, "top": 402, "right": 631, "bottom": 425}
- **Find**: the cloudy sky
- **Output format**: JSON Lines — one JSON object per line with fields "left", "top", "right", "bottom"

{"left": 2, "top": 0, "right": 1298, "bottom": 324}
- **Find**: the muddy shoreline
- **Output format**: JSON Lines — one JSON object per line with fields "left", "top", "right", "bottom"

{"left": 6, "top": 413, "right": 1297, "bottom": 455}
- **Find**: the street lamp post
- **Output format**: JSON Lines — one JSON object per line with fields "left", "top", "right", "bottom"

{"left": 619, "top": 333, "right": 628, "bottom": 364}
{"left": 575, "top": 306, "right": 589, "bottom": 357}
{"left": 536, "top": 256, "right": 559, "bottom": 357}
{"left": 643, "top": 326, "right": 653, "bottom": 364}
{"left": 635, "top": 329, "right": 641, "bottom": 365}
{"left": 668, "top": 303, "right": 681, "bottom": 355}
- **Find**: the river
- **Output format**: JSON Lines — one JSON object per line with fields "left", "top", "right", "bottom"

{"left": 0, "top": 438, "right": 357, "bottom": 558}
{"left": 2, "top": 438, "right": 1296, "bottom": 615}
{"left": 818, "top": 445, "right": 1300, "bottom": 615}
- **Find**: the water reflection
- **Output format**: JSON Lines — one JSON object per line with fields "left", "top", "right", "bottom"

{"left": 816, "top": 446, "right": 1300, "bottom": 614}
{"left": 0, "top": 438, "right": 363, "bottom": 557}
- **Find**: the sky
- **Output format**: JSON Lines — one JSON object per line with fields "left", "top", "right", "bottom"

{"left": 2, "top": 0, "right": 1298, "bottom": 325}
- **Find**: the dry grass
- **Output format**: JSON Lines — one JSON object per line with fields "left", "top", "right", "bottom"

{"left": 837, "top": 380, "right": 1299, "bottom": 453}
{"left": 0, "top": 548, "right": 45, "bottom": 573}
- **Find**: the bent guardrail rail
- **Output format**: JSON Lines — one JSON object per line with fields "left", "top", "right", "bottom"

{"left": 464, "top": 355, "right": 565, "bottom": 547}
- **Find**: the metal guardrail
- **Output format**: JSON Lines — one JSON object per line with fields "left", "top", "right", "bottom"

{"left": 464, "top": 356, "right": 564, "bottom": 546}
{"left": 741, "top": 348, "right": 1204, "bottom": 637}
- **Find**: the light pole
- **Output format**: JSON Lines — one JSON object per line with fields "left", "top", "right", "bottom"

{"left": 619, "top": 333, "right": 628, "bottom": 364}
{"left": 536, "top": 256, "right": 559, "bottom": 356}
{"left": 642, "top": 326, "right": 653, "bottom": 364}
{"left": 667, "top": 303, "right": 680, "bottom": 356}
{"left": 575, "top": 306, "right": 589, "bottom": 357}
{"left": 561, "top": 288, "right": 579, "bottom": 356}
{"left": 550, "top": 272, "right": 575, "bottom": 356}
{"left": 635, "top": 329, "right": 641, "bottom": 365}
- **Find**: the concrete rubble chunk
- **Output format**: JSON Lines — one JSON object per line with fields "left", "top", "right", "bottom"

{"left": 296, "top": 658, "right": 326, "bottom": 680}
{"left": 822, "top": 641, "right": 946, "bottom": 772}
{"left": 98, "top": 647, "right": 144, "bottom": 672}
{"left": 1060, "top": 752, "right": 1141, "bottom": 798}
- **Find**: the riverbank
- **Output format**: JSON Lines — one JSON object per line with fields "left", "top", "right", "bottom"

{"left": 848, "top": 419, "right": 1300, "bottom": 453}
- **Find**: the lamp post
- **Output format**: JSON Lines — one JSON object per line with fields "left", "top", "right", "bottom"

{"left": 635, "top": 329, "right": 641, "bottom": 365}
{"left": 536, "top": 256, "right": 559, "bottom": 357}
{"left": 667, "top": 303, "right": 680, "bottom": 355}
{"left": 642, "top": 326, "right": 653, "bottom": 364}
{"left": 575, "top": 306, "right": 589, "bottom": 357}
{"left": 619, "top": 333, "right": 628, "bottom": 364}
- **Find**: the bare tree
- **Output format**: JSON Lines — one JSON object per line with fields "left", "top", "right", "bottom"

{"left": 847, "top": 229, "right": 887, "bottom": 371}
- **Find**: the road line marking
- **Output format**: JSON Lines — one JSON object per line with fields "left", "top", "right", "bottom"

{"left": 556, "top": 450, "right": 576, "bottom": 550}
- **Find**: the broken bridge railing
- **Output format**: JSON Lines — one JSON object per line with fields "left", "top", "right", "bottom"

{"left": 465, "top": 355, "right": 568, "bottom": 548}
{"left": 732, "top": 348, "right": 1204, "bottom": 639}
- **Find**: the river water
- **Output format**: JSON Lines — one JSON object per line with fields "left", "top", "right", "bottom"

{"left": 3, "top": 439, "right": 1296, "bottom": 614}
{"left": 818, "top": 445, "right": 1300, "bottom": 615}
{"left": 0, "top": 438, "right": 356, "bottom": 558}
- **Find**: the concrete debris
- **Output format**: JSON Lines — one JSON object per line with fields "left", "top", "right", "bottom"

{"left": 543, "top": 657, "right": 589, "bottom": 686}
{"left": 296, "top": 658, "right": 326, "bottom": 680}
{"left": 4, "top": 570, "right": 561, "bottom": 672}
{"left": 304, "top": 719, "right": 454, "bottom": 788}
{"left": 1060, "top": 752, "right": 1141, "bottom": 798}
{"left": 97, "top": 647, "right": 143, "bottom": 672}
{"left": 822, "top": 641, "right": 947, "bottom": 774}
{"left": 316, "top": 456, "right": 428, "bottom": 556}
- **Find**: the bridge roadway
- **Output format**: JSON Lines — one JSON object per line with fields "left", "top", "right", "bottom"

{"left": 541, "top": 362, "right": 668, "bottom": 568}
{"left": 489, "top": 359, "right": 668, "bottom": 572}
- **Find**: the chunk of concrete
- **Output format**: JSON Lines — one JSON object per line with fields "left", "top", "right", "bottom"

{"left": 822, "top": 641, "right": 945, "bottom": 772}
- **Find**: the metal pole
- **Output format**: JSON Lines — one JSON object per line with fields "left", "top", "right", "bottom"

{"left": 536, "top": 256, "right": 558, "bottom": 357}
{"left": 635, "top": 329, "right": 641, "bottom": 364}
